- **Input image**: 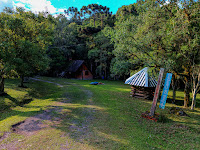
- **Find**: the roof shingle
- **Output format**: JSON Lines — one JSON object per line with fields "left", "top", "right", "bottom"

{"left": 67, "top": 60, "right": 84, "bottom": 72}
{"left": 125, "top": 67, "right": 157, "bottom": 87}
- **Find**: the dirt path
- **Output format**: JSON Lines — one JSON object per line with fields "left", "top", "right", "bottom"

{"left": 30, "top": 77, "right": 64, "bottom": 87}
{"left": 0, "top": 78, "right": 96, "bottom": 150}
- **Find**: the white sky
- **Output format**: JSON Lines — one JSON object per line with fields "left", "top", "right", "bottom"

{"left": 0, "top": 0, "right": 67, "bottom": 16}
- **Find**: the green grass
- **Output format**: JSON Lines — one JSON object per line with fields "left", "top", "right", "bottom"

{"left": 69, "top": 79, "right": 200, "bottom": 150}
{"left": 0, "top": 79, "right": 64, "bottom": 136}
{"left": 0, "top": 77, "right": 200, "bottom": 149}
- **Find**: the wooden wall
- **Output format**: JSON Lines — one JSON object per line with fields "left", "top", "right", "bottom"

{"left": 130, "top": 86, "right": 155, "bottom": 100}
{"left": 76, "top": 64, "right": 93, "bottom": 80}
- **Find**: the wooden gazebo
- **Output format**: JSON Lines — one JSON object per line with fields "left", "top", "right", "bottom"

{"left": 125, "top": 67, "right": 157, "bottom": 99}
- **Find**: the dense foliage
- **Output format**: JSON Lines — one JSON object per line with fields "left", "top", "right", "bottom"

{"left": 0, "top": 0, "right": 200, "bottom": 109}
{"left": 0, "top": 7, "right": 54, "bottom": 92}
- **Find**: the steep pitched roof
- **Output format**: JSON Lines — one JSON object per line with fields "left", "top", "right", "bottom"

{"left": 125, "top": 67, "right": 157, "bottom": 87}
{"left": 67, "top": 60, "right": 84, "bottom": 72}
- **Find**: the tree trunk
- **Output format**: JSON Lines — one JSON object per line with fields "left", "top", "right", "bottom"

{"left": 171, "top": 75, "right": 176, "bottom": 103}
{"left": 105, "top": 67, "right": 107, "bottom": 80}
{"left": 184, "top": 79, "right": 190, "bottom": 107}
{"left": 0, "top": 77, "right": 5, "bottom": 95}
{"left": 172, "top": 86, "right": 176, "bottom": 103}
{"left": 20, "top": 75, "right": 24, "bottom": 87}
{"left": 191, "top": 90, "right": 197, "bottom": 110}
{"left": 90, "top": 62, "right": 93, "bottom": 73}
{"left": 95, "top": 62, "right": 98, "bottom": 76}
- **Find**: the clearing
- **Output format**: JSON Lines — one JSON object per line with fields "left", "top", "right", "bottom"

{"left": 0, "top": 77, "right": 200, "bottom": 150}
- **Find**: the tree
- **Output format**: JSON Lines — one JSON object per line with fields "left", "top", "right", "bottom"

{"left": 88, "top": 27, "right": 114, "bottom": 78}
{"left": 63, "top": 5, "right": 115, "bottom": 78}
{"left": 47, "top": 14, "right": 87, "bottom": 76}
{"left": 0, "top": 7, "right": 54, "bottom": 88}
{"left": 158, "top": 0, "right": 200, "bottom": 108}
{"left": 110, "top": 3, "right": 146, "bottom": 76}
{"left": 0, "top": 10, "right": 18, "bottom": 93}
{"left": 48, "top": 16, "right": 77, "bottom": 76}
{"left": 191, "top": 66, "right": 200, "bottom": 110}
{"left": 111, "top": 0, "right": 200, "bottom": 109}
{"left": 133, "top": 0, "right": 200, "bottom": 108}
{"left": 80, "top": 4, "right": 112, "bottom": 27}
{"left": 65, "top": 7, "right": 82, "bottom": 24}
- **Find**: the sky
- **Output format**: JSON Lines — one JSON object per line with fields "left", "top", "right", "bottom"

{"left": 0, "top": 0, "right": 137, "bottom": 16}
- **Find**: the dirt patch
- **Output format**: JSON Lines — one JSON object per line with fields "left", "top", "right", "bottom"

{"left": 11, "top": 78, "right": 68, "bottom": 136}
{"left": 11, "top": 108, "right": 62, "bottom": 136}
{"left": 0, "top": 107, "right": 63, "bottom": 149}
{"left": 0, "top": 132, "right": 12, "bottom": 143}
{"left": 0, "top": 137, "right": 20, "bottom": 150}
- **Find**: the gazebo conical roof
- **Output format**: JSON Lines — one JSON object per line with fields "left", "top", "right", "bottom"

{"left": 125, "top": 67, "right": 157, "bottom": 87}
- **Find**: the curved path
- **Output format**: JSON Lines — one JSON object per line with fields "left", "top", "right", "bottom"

{"left": 30, "top": 77, "right": 64, "bottom": 87}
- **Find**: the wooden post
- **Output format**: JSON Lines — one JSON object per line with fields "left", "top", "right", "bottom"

{"left": 149, "top": 68, "right": 164, "bottom": 116}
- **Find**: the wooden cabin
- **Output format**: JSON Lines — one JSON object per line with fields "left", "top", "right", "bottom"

{"left": 125, "top": 67, "right": 157, "bottom": 100}
{"left": 60, "top": 60, "right": 93, "bottom": 80}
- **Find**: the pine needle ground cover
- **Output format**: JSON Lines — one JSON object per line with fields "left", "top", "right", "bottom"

{"left": 0, "top": 77, "right": 199, "bottom": 149}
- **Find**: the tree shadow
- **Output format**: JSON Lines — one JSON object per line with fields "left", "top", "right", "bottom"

{"left": 5, "top": 80, "right": 29, "bottom": 92}
{"left": 0, "top": 109, "right": 43, "bottom": 122}
{"left": 53, "top": 104, "right": 133, "bottom": 149}
{"left": 194, "top": 101, "right": 200, "bottom": 108}
{"left": 0, "top": 94, "right": 34, "bottom": 114}
{"left": 164, "top": 97, "right": 200, "bottom": 109}
{"left": 4, "top": 94, "right": 33, "bottom": 107}
{"left": 166, "top": 98, "right": 184, "bottom": 106}
{"left": 4, "top": 94, "right": 20, "bottom": 106}
{"left": 27, "top": 81, "right": 64, "bottom": 100}
{"left": 0, "top": 96, "right": 12, "bottom": 112}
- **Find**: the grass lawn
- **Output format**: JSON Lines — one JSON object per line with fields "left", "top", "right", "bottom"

{"left": 0, "top": 79, "right": 63, "bottom": 135}
{"left": 0, "top": 77, "right": 200, "bottom": 149}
